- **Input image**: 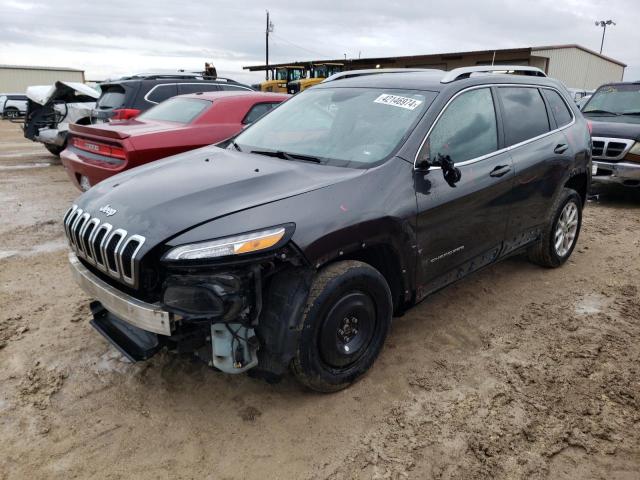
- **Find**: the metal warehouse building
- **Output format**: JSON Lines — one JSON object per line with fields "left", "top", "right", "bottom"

{"left": 246, "top": 44, "right": 625, "bottom": 91}
{"left": 0, "top": 65, "right": 86, "bottom": 93}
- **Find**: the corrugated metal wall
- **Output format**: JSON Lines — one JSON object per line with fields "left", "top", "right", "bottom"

{"left": 532, "top": 47, "right": 624, "bottom": 90}
{"left": 0, "top": 68, "right": 85, "bottom": 93}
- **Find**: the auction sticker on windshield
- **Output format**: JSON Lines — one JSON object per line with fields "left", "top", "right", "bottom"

{"left": 374, "top": 94, "right": 423, "bottom": 110}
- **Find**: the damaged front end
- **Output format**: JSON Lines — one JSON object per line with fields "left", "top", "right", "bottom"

{"left": 24, "top": 81, "right": 99, "bottom": 147}
{"left": 76, "top": 229, "right": 314, "bottom": 381}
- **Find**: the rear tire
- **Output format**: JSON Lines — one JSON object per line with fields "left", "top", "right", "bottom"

{"left": 44, "top": 142, "right": 65, "bottom": 156}
{"left": 4, "top": 107, "right": 19, "bottom": 119}
{"left": 528, "top": 188, "right": 582, "bottom": 268}
{"left": 291, "top": 260, "right": 392, "bottom": 392}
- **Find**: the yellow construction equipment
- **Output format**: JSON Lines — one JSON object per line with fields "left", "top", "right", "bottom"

{"left": 259, "top": 66, "right": 306, "bottom": 93}
{"left": 287, "top": 63, "right": 344, "bottom": 94}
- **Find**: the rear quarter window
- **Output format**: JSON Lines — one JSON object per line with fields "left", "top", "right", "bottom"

{"left": 243, "top": 102, "right": 280, "bottom": 124}
{"left": 542, "top": 89, "right": 573, "bottom": 127}
{"left": 499, "top": 87, "right": 550, "bottom": 146}
{"left": 145, "top": 84, "right": 178, "bottom": 104}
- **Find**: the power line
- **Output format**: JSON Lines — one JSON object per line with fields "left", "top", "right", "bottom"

{"left": 269, "top": 33, "right": 334, "bottom": 59}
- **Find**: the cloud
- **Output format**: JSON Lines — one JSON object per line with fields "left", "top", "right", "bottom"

{"left": 0, "top": 0, "right": 638, "bottom": 83}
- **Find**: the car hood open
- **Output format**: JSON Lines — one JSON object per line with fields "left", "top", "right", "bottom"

{"left": 26, "top": 81, "right": 99, "bottom": 106}
{"left": 75, "top": 145, "right": 364, "bottom": 249}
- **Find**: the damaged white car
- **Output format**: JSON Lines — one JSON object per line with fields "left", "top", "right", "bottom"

{"left": 23, "top": 81, "right": 99, "bottom": 156}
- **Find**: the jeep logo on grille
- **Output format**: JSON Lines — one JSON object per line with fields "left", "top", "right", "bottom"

{"left": 99, "top": 204, "right": 117, "bottom": 216}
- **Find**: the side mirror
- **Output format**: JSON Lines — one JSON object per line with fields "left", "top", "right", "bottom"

{"left": 416, "top": 153, "right": 461, "bottom": 187}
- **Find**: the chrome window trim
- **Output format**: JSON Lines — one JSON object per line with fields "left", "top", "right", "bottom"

{"left": 413, "top": 83, "right": 576, "bottom": 170}
{"left": 591, "top": 137, "right": 635, "bottom": 161}
{"left": 103, "top": 228, "right": 127, "bottom": 277}
{"left": 119, "top": 235, "right": 146, "bottom": 286}
{"left": 143, "top": 82, "right": 235, "bottom": 104}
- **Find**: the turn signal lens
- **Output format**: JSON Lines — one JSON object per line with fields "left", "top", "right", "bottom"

{"left": 164, "top": 227, "right": 288, "bottom": 261}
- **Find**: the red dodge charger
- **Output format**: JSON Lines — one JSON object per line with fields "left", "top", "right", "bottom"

{"left": 61, "top": 91, "right": 289, "bottom": 191}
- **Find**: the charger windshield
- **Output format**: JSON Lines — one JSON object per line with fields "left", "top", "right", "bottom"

{"left": 234, "top": 88, "right": 435, "bottom": 167}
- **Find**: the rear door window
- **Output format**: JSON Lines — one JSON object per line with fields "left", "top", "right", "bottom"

{"left": 97, "top": 85, "right": 126, "bottom": 110}
{"left": 178, "top": 83, "right": 221, "bottom": 95}
{"left": 137, "top": 97, "right": 211, "bottom": 123}
{"left": 146, "top": 84, "right": 178, "bottom": 104}
{"left": 426, "top": 87, "right": 498, "bottom": 164}
{"left": 499, "top": 87, "right": 550, "bottom": 146}
{"left": 542, "top": 89, "right": 573, "bottom": 127}
{"left": 243, "top": 102, "right": 280, "bottom": 124}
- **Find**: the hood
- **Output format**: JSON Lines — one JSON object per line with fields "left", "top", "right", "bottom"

{"left": 26, "top": 81, "right": 99, "bottom": 106}
{"left": 585, "top": 115, "right": 640, "bottom": 141}
{"left": 75, "top": 145, "right": 364, "bottom": 249}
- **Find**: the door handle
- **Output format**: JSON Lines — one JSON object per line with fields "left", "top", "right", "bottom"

{"left": 489, "top": 165, "right": 511, "bottom": 177}
{"left": 554, "top": 143, "right": 568, "bottom": 154}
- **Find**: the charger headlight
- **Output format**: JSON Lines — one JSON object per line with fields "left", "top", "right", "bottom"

{"left": 163, "top": 226, "right": 290, "bottom": 261}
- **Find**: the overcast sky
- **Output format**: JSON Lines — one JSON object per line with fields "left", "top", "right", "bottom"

{"left": 1, "top": 0, "right": 638, "bottom": 84}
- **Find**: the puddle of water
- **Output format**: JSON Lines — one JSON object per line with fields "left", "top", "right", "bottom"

{"left": 0, "top": 239, "right": 67, "bottom": 260}
{"left": 574, "top": 293, "right": 606, "bottom": 315}
{"left": 0, "top": 162, "right": 54, "bottom": 170}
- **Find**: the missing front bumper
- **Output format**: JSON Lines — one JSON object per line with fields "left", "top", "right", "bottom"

{"left": 90, "top": 302, "right": 163, "bottom": 361}
{"left": 69, "top": 252, "right": 173, "bottom": 335}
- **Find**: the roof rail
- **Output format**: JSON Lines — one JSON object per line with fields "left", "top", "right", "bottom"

{"left": 322, "top": 68, "right": 438, "bottom": 83}
{"left": 441, "top": 65, "right": 546, "bottom": 83}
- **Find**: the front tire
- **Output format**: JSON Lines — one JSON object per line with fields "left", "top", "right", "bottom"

{"left": 291, "top": 261, "right": 393, "bottom": 392}
{"left": 528, "top": 188, "right": 582, "bottom": 268}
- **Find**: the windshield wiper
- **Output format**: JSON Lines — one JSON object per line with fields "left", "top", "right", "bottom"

{"left": 231, "top": 141, "right": 242, "bottom": 152}
{"left": 250, "top": 150, "right": 322, "bottom": 163}
{"left": 621, "top": 111, "right": 640, "bottom": 116}
{"left": 583, "top": 109, "right": 620, "bottom": 116}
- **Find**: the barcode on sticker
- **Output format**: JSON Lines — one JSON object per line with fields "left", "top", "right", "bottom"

{"left": 374, "top": 94, "right": 423, "bottom": 110}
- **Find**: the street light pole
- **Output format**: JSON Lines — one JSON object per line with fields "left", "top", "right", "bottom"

{"left": 595, "top": 19, "right": 616, "bottom": 54}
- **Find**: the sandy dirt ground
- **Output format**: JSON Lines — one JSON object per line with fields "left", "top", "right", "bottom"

{"left": 0, "top": 120, "right": 639, "bottom": 480}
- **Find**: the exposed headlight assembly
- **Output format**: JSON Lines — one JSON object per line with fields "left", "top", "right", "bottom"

{"left": 163, "top": 225, "right": 292, "bottom": 261}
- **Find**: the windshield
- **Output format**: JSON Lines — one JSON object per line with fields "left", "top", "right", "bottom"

{"left": 583, "top": 84, "right": 640, "bottom": 115}
{"left": 234, "top": 87, "right": 436, "bottom": 167}
{"left": 138, "top": 97, "right": 211, "bottom": 123}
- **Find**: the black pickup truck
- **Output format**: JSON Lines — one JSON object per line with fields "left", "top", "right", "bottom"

{"left": 582, "top": 81, "right": 640, "bottom": 188}
{"left": 63, "top": 66, "right": 591, "bottom": 392}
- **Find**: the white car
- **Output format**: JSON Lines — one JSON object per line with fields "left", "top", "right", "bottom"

{"left": 24, "top": 81, "right": 99, "bottom": 155}
{"left": 0, "top": 93, "right": 28, "bottom": 118}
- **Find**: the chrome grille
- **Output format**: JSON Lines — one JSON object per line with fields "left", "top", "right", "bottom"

{"left": 63, "top": 205, "right": 146, "bottom": 288}
{"left": 591, "top": 137, "right": 635, "bottom": 161}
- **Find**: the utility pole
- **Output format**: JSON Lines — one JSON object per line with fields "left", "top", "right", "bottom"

{"left": 595, "top": 19, "right": 616, "bottom": 54}
{"left": 265, "top": 10, "right": 274, "bottom": 80}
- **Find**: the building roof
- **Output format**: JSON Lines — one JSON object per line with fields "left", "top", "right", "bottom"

{"left": 531, "top": 44, "right": 627, "bottom": 67}
{"left": 0, "top": 64, "right": 85, "bottom": 73}
{"left": 244, "top": 44, "right": 626, "bottom": 71}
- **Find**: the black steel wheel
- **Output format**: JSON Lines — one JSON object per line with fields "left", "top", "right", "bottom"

{"left": 291, "top": 260, "right": 392, "bottom": 392}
